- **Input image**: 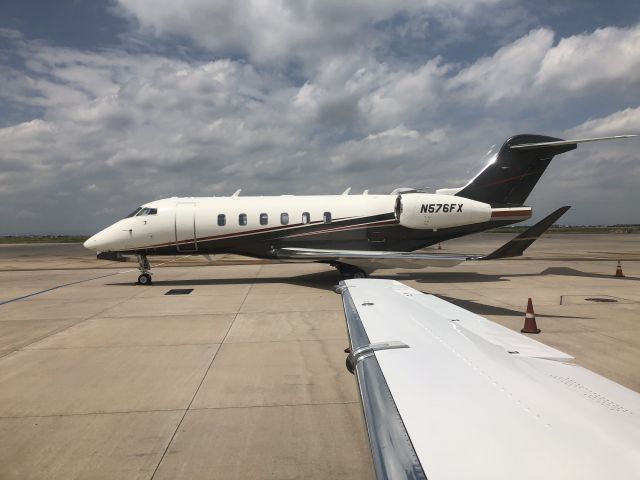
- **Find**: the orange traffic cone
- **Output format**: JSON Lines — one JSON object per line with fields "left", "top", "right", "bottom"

{"left": 437, "top": 243, "right": 442, "bottom": 250}
{"left": 521, "top": 298, "right": 541, "bottom": 334}
{"left": 615, "top": 260, "right": 625, "bottom": 278}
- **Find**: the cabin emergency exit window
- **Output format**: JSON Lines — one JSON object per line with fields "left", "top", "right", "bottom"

{"left": 302, "top": 212, "right": 310, "bottom": 224}
{"left": 323, "top": 212, "right": 332, "bottom": 224}
{"left": 280, "top": 213, "right": 289, "bottom": 225}
{"left": 239, "top": 213, "right": 247, "bottom": 226}
{"left": 260, "top": 213, "right": 268, "bottom": 225}
{"left": 217, "top": 214, "right": 226, "bottom": 226}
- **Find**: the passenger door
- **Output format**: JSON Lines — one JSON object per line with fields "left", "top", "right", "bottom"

{"left": 175, "top": 202, "right": 198, "bottom": 252}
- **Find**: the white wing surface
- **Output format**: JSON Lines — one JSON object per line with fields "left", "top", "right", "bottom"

{"left": 339, "top": 279, "right": 640, "bottom": 480}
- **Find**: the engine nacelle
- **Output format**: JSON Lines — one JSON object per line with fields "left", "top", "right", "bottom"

{"left": 395, "top": 193, "right": 491, "bottom": 230}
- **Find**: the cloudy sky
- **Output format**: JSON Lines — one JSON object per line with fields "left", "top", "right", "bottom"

{"left": 1, "top": 0, "right": 639, "bottom": 234}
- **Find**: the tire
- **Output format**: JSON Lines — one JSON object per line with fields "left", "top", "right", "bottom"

{"left": 137, "top": 273, "right": 152, "bottom": 285}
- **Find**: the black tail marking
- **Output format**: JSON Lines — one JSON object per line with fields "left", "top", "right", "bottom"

{"left": 456, "top": 134, "right": 576, "bottom": 207}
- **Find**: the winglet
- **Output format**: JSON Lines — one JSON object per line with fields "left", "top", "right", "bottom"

{"left": 510, "top": 134, "right": 637, "bottom": 150}
{"left": 481, "top": 206, "right": 571, "bottom": 260}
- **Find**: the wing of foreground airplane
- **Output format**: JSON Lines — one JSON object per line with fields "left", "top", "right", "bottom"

{"left": 338, "top": 279, "right": 640, "bottom": 479}
{"left": 276, "top": 206, "right": 570, "bottom": 269}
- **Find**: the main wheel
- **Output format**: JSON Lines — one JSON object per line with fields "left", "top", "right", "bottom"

{"left": 337, "top": 266, "right": 367, "bottom": 279}
{"left": 137, "top": 273, "right": 152, "bottom": 285}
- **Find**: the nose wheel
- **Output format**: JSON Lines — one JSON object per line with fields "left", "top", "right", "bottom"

{"left": 136, "top": 255, "right": 153, "bottom": 285}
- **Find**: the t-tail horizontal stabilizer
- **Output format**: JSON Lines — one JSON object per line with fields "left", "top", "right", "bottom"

{"left": 509, "top": 134, "right": 637, "bottom": 150}
{"left": 481, "top": 206, "right": 570, "bottom": 260}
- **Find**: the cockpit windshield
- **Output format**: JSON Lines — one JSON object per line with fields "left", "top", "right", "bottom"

{"left": 124, "top": 207, "right": 157, "bottom": 218}
{"left": 137, "top": 208, "right": 157, "bottom": 216}
{"left": 126, "top": 207, "right": 143, "bottom": 218}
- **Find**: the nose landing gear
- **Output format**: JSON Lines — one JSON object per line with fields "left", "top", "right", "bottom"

{"left": 137, "top": 255, "right": 152, "bottom": 285}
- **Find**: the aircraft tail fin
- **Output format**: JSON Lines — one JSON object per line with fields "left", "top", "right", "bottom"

{"left": 454, "top": 134, "right": 636, "bottom": 207}
{"left": 481, "top": 206, "right": 570, "bottom": 260}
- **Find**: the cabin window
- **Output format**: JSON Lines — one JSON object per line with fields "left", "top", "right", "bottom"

{"left": 239, "top": 213, "right": 247, "bottom": 226}
{"left": 280, "top": 213, "right": 289, "bottom": 225}
{"left": 302, "top": 212, "right": 310, "bottom": 224}
{"left": 323, "top": 211, "right": 332, "bottom": 224}
{"left": 217, "top": 214, "right": 226, "bottom": 226}
{"left": 260, "top": 213, "right": 268, "bottom": 225}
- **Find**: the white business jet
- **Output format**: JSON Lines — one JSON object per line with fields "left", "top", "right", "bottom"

{"left": 84, "top": 134, "right": 635, "bottom": 284}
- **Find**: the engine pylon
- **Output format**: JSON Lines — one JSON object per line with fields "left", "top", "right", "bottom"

{"left": 521, "top": 298, "right": 541, "bottom": 334}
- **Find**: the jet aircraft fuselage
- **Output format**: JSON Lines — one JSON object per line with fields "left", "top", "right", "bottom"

{"left": 83, "top": 133, "right": 636, "bottom": 284}
{"left": 83, "top": 194, "right": 530, "bottom": 258}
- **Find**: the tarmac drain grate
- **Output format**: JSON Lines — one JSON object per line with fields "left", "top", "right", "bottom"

{"left": 165, "top": 289, "right": 194, "bottom": 295}
{"left": 585, "top": 297, "right": 618, "bottom": 303}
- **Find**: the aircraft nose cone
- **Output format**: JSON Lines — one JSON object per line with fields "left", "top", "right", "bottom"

{"left": 83, "top": 235, "right": 98, "bottom": 251}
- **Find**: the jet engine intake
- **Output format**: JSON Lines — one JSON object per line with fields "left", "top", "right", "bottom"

{"left": 395, "top": 193, "right": 492, "bottom": 230}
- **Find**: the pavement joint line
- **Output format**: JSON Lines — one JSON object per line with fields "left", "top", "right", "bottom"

{"left": 0, "top": 409, "right": 186, "bottom": 420}
{"left": 148, "top": 263, "right": 260, "bottom": 480}
{"left": 0, "top": 256, "right": 189, "bottom": 306}
{"left": 185, "top": 401, "right": 362, "bottom": 411}
{"left": 23, "top": 338, "right": 348, "bottom": 350}
{"left": 0, "top": 271, "right": 125, "bottom": 306}
{"left": 24, "top": 343, "right": 222, "bottom": 350}
{"left": 0, "top": 401, "right": 363, "bottom": 421}
{"left": 0, "top": 289, "right": 142, "bottom": 359}
{"left": 223, "top": 338, "right": 347, "bottom": 344}
{"left": 71, "top": 309, "right": 344, "bottom": 320}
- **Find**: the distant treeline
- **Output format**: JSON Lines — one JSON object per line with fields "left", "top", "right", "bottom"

{"left": 0, "top": 235, "right": 90, "bottom": 244}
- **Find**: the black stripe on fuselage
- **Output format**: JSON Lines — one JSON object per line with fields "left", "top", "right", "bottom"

{"left": 117, "top": 213, "right": 521, "bottom": 258}
{"left": 119, "top": 213, "right": 395, "bottom": 256}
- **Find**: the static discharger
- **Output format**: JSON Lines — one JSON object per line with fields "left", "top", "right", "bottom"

{"left": 521, "top": 298, "right": 541, "bottom": 334}
{"left": 615, "top": 260, "right": 625, "bottom": 278}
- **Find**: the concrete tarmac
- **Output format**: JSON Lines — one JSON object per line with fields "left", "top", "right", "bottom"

{"left": 0, "top": 233, "right": 638, "bottom": 479}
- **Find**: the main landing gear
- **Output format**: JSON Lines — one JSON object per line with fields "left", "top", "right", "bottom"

{"left": 332, "top": 262, "right": 368, "bottom": 280}
{"left": 137, "top": 255, "right": 152, "bottom": 285}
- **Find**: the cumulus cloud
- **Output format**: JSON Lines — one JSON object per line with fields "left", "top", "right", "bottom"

{"left": 114, "top": 0, "right": 502, "bottom": 65}
{"left": 535, "top": 25, "right": 640, "bottom": 92}
{"left": 448, "top": 24, "right": 640, "bottom": 109}
{"left": 447, "top": 28, "right": 554, "bottom": 105}
{"left": 0, "top": 7, "right": 639, "bottom": 233}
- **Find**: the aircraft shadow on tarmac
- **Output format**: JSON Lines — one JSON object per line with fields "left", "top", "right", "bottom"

{"left": 391, "top": 266, "right": 637, "bottom": 284}
{"left": 107, "top": 269, "right": 593, "bottom": 319}
{"left": 107, "top": 265, "right": 636, "bottom": 294}
{"left": 433, "top": 294, "right": 590, "bottom": 320}
{"left": 106, "top": 270, "right": 341, "bottom": 291}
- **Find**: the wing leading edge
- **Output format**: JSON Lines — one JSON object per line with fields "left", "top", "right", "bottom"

{"left": 277, "top": 206, "right": 570, "bottom": 269}
{"left": 338, "top": 279, "right": 640, "bottom": 480}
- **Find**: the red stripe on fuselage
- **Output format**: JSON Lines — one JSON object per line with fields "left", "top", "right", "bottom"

{"left": 490, "top": 210, "right": 531, "bottom": 218}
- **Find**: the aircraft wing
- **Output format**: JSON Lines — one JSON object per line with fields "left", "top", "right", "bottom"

{"left": 338, "top": 279, "right": 640, "bottom": 479}
{"left": 276, "top": 206, "right": 570, "bottom": 269}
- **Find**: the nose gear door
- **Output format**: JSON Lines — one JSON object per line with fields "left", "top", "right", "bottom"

{"left": 175, "top": 202, "right": 198, "bottom": 252}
